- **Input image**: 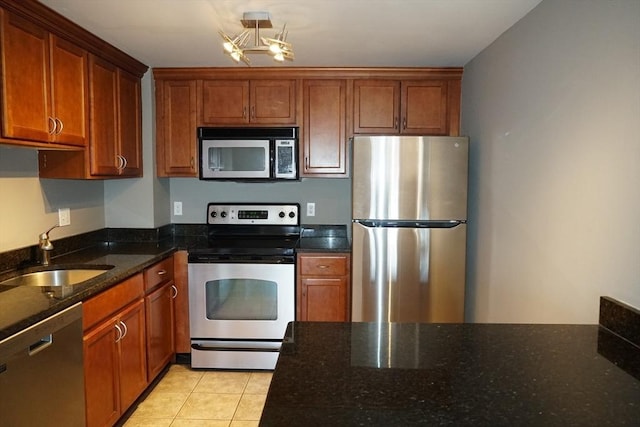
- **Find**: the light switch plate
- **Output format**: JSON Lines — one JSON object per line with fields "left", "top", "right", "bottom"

{"left": 306, "top": 202, "right": 315, "bottom": 217}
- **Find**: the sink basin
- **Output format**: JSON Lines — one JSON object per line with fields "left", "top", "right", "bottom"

{"left": 0, "top": 267, "right": 112, "bottom": 288}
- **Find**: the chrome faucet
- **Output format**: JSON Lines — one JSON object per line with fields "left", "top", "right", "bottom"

{"left": 39, "top": 225, "right": 59, "bottom": 266}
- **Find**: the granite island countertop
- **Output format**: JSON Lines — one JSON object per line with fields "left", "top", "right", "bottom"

{"left": 260, "top": 321, "right": 640, "bottom": 426}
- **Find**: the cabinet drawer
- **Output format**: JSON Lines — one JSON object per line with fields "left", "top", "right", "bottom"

{"left": 300, "top": 255, "right": 349, "bottom": 276}
{"left": 83, "top": 273, "right": 144, "bottom": 331}
{"left": 144, "top": 256, "right": 174, "bottom": 292}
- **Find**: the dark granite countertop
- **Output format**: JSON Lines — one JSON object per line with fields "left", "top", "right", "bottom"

{"left": 297, "top": 224, "right": 351, "bottom": 253}
{"left": 260, "top": 321, "right": 640, "bottom": 426}
{"left": 0, "top": 242, "right": 175, "bottom": 341}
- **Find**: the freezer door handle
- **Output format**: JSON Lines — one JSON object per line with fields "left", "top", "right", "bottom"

{"left": 353, "top": 219, "right": 465, "bottom": 228}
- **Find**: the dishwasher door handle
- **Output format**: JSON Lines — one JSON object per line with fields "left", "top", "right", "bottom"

{"left": 28, "top": 334, "right": 53, "bottom": 356}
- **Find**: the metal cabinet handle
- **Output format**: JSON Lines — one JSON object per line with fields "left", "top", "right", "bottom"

{"left": 157, "top": 270, "right": 167, "bottom": 276}
{"left": 55, "top": 118, "right": 64, "bottom": 135}
{"left": 318, "top": 265, "right": 328, "bottom": 269}
{"left": 394, "top": 117, "right": 399, "bottom": 130}
{"left": 402, "top": 117, "right": 407, "bottom": 130}
{"left": 116, "top": 155, "right": 128, "bottom": 171}
{"left": 250, "top": 105, "right": 255, "bottom": 120}
{"left": 114, "top": 323, "right": 123, "bottom": 343}
{"left": 119, "top": 320, "right": 128, "bottom": 340}
{"left": 48, "top": 117, "right": 57, "bottom": 135}
{"left": 190, "top": 157, "right": 195, "bottom": 169}
{"left": 243, "top": 107, "right": 247, "bottom": 119}
{"left": 171, "top": 285, "right": 178, "bottom": 299}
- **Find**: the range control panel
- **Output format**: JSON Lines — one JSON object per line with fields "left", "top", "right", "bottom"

{"left": 207, "top": 203, "right": 299, "bottom": 225}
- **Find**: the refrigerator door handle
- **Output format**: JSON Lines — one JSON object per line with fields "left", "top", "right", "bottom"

{"left": 353, "top": 219, "right": 465, "bottom": 228}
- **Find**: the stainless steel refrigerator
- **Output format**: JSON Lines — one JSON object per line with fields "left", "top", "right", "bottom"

{"left": 351, "top": 135, "right": 469, "bottom": 323}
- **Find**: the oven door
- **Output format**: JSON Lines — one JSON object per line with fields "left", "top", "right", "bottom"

{"left": 188, "top": 262, "right": 295, "bottom": 369}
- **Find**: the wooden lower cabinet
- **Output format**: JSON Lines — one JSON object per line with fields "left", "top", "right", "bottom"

{"left": 145, "top": 281, "right": 175, "bottom": 379}
{"left": 173, "top": 250, "right": 191, "bottom": 353}
{"left": 297, "top": 252, "right": 351, "bottom": 322}
{"left": 83, "top": 298, "right": 147, "bottom": 427}
{"left": 83, "top": 255, "right": 179, "bottom": 427}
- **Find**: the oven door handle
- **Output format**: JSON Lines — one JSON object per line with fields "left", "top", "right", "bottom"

{"left": 191, "top": 343, "right": 281, "bottom": 352}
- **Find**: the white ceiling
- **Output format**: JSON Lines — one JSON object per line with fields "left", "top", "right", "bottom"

{"left": 39, "top": 0, "right": 542, "bottom": 69}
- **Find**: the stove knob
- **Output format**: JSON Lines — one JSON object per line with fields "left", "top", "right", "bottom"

{"left": 279, "top": 211, "right": 285, "bottom": 218}
{"left": 220, "top": 211, "right": 227, "bottom": 218}
{"left": 289, "top": 211, "right": 296, "bottom": 218}
{"left": 210, "top": 211, "right": 217, "bottom": 218}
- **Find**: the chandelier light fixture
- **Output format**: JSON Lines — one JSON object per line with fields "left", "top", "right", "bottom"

{"left": 219, "top": 11, "right": 294, "bottom": 66}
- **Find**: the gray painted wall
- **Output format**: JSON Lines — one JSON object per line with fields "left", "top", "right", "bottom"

{"left": 168, "top": 177, "right": 351, "bottom": 226}
{"left": 462, "top": 0, "right": 640, "bottom": 323}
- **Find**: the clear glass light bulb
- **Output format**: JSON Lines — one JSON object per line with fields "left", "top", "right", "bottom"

{"left": 223, "top": 41, "right": 234, "bottom": 53}
{"left": 230, "top": 51, "right": 241, "bottom": 62}
{"left": 273, "top": 52, "right": 284, "bottom": 62}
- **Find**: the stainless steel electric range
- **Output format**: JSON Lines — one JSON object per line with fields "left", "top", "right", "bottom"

{"left": 187, "top": 203, "right": 299, "bottom": 370}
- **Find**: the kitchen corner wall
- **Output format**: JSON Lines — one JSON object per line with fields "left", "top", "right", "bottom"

{"left": 0, "top": 146, "right": 105, "bottom": 251}
{"left": 104, "top": 73, "right": 170, "bottom": 228}
{"left": 462, "top": 0, "right": 640, "bottom": 323}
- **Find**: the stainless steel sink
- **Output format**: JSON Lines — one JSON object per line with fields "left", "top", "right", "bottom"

{"left": 0, "top": 267, "right": 112, "bottom": 288}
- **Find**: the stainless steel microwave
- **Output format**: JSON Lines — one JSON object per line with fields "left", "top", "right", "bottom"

{"left": 198, "top": 127, "right": 299, "bottom": 181}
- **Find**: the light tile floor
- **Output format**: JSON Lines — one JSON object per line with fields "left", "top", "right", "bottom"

{"left": 123, "top": 364, "right": 272, "bottom": 427}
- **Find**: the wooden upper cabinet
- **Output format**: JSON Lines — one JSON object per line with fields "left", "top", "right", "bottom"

{"left": 353, "top": 80, "right": 400, "bottom": 134}
{"left": 301, "top": 79, "right": 348, "bottom": 177}
{"left": 117, "top": 69, "right": 142, "bottom": 176}
{"left": 88, "top": 55, "right": 142, "bottom": 177}
{"left": 0, "top": 10, "right": 88, "bottom": 146}
{"left": 354, "top": 79, "right": 460, "bottom": 135}
{"left": 201, "top": 79, "right": 296, "bottom": 125}
{"left": 156, "top": 80, "right": 198, "bottom": 177}
{"left": 89, "top": 55, "right": 119, "bottom": 175}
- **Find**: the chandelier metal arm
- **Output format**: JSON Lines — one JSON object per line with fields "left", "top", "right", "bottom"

{"left": 219, "top": 11, "right": 294, "bottom": 66}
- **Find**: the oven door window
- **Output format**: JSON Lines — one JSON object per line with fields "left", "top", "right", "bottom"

{"left": 205, "top": 278, "right": 277, "bottom": 320}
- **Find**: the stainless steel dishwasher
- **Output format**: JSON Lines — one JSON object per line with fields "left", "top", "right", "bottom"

{"left": 0, "top": 302, "right": 85, "bottom": 426}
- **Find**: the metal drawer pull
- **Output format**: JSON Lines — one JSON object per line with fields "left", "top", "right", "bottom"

{"left": 157, "top": 270, "right": 167, "bottom": 275}
{"left": 171, "top": 285, "right": 178, "bottom": 299}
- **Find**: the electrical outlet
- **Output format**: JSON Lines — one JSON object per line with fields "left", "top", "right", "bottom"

{"left": 306, "top": 202, "right": 315, "bottom": 217}
{"left": 58, "top": 208, "right": 71, "bottom": 226}
{"left": 174, "top": 201, "right": 183, "bottom": 216}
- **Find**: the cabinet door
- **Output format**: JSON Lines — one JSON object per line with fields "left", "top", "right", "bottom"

{"left": 402, "top": 80, "right": 449, "bottom": 135}
{"left": 118, "top": 299, "right": 148, "bottom": 410}
{"left": 302, "top": 80, "right": 348, "bottom": 176}
{"left": 353, "top": 80, "right": 400, "bottom": 134}
{"left": 201, "top": 80, "right": 249, "bottom": 124}
{"left": 117, "top": 69, "right": 142, "bottom": 176}
{"left": 300, "top": 277, "right": 349, "bottom": 322}
{"left": 0, "top": 11, "right": 51, "bottom": 142}
{"left": 157, "top": 80, "right": 198, "bottom": 176}
{"left": 173, "top": 250, "right": 191, "bottom": 353}
{"left": 145, "top": 283, "right": 175, "bottom": 379}
{"left": 89, "top": 55, "right": 119, "bottom": 175}
{"left": 297, "top": 253, "right": 351, "bottom": 322}
{"left": 250, "top": 79, "right": 296, "bottom": 124}
{"left": 50, "top": 35, "right": 88, "bottom": 147}
{"left": 84, "top": 319, "right": 120, "bottom": 427}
